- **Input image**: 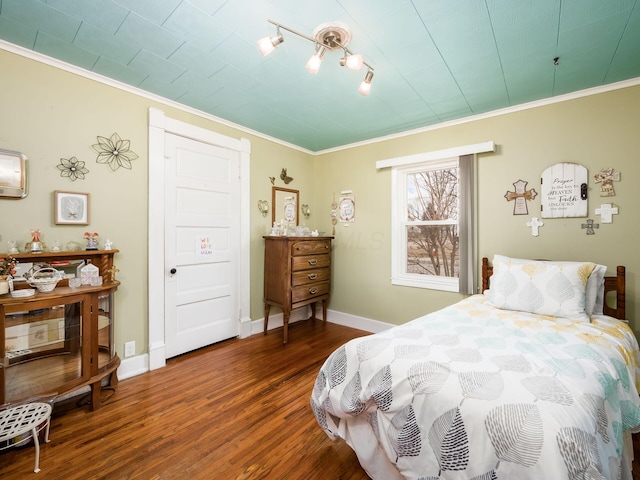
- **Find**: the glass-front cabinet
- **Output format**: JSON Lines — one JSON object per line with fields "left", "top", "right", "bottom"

{"left": 0, "top": 250, "right": 119, "bottom": 410}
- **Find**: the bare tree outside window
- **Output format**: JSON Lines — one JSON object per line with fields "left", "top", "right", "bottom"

{"left": 406, "top": 167, "right": 459, "bottom": 278}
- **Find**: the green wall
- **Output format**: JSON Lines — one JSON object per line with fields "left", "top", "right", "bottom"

{"left": 1, "top": 47, "right": 639, "bottom": 361}
{"left": 314, "top": 85, "right": 639, "bottom": 333}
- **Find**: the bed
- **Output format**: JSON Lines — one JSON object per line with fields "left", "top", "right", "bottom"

{"left": 311, "top": 255, "right": 640, "bottom": 479}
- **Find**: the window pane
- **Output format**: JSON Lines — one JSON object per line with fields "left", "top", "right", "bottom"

{"left": 406, "top": 224, "right": 459, "bottom": 277}
{"left": 407, "top": 168, "right": 458, "bottom": 221}
{"left": 405, "top": 166, "right": 459, "bottom": 278}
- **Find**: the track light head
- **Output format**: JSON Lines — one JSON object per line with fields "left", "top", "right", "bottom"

{"left": 305, "top": 45, "right": 327, "bottom": 74}
{"left": 257, "top": 31, "right": 284, "bottom": 56}
{"left": 358, "top": 70, "right": 374, "bottom": 96}
{"left": 340, "top": 53, "right": 364, "bottom": 70}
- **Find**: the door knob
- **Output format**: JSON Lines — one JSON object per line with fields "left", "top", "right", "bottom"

{"left": 170, "top": 268, "right": 177, "bottom": 274}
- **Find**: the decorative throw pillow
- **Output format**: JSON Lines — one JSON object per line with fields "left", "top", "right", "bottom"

{"left": 487, "top": 255, "right": 596, "bottom": 321}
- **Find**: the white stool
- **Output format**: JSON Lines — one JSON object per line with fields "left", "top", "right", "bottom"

{"left": 0, "top": 402, "right": 52, "bottom": 473}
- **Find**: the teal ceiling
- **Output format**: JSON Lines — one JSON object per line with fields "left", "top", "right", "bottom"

{"left": 1, "top": 0, "right": 639, "bottom": 151}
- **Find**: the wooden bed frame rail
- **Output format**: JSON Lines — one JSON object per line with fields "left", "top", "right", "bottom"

{"left": 481, "top": 257, "right": 626, "bottom": 320}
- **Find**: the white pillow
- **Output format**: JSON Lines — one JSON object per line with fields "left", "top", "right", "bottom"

{"left": 487, "top": 255, "right": 606, "bottom": 316}
{"left": 487, "top": 255, "right": 596, "bottom": 321}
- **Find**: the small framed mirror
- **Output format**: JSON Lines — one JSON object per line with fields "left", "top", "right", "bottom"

{"left": 0, "top": 149, "right": 28, "bottom": 198}
{"left": 272, "top": 187, "right": 299, "bottom": 226}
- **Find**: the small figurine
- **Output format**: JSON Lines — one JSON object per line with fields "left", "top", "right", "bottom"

{"left": 29, "top": 229, "right": 43, "bottom": 253}
{"left": 7, "top": 240, "right": 19, "bottom": 254}
{"left": 50, "top": 240, "right": 61, "bottom": 252}
{"left": 104, "top": 239, "right": 113, "bottom": 250}
{"left": 66, "top": 240, "right": 81, "bottom": 252}
{"left": 84, "top": 231, "right": 99, "bottom": 250}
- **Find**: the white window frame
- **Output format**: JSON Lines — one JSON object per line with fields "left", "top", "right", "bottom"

{"left": 392, "top": 157, "right": 460, "bottom": 292}
{"left": 377, "top": 141, "right": 495, "bottom": 293}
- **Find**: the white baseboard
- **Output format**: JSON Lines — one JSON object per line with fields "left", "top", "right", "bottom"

{"left": 323, "top": 309, "right": 392, "bottom": 334}
{"left": 249, "top": 305, "right": 315, "bottom": 336}
{"left": 118, "top": 354, "right": 149, "bottom": 380}
{"left": 249, "top": 305, "right": 392, "bottom": 336}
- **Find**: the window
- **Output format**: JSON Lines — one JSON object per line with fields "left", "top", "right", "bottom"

{"left": 378, "top": 141, "right": 493, "bottom": 293}
{"left": 391, "top": 155, "right": 475, "bottom": 293}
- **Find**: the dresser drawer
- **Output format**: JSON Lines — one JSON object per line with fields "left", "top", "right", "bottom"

{"left": 292, "top": 282, "right": 330, "bottom": 304}
{"left": 292, "top": 268, "right": 330, "bottom": 287}
{"left": 292, "top": 254, "right": 331, "bottom": 271}
{"left": 291, "top": 240, "right": 331, "bottom": 256}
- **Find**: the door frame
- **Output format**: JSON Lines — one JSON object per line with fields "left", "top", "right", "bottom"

{"left": 148, "top": 107, "right": 251, "bottom": 370}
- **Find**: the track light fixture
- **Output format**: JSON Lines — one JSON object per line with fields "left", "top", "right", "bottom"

{"left": 257, "top": 19, "right": 375, "bottom": 95}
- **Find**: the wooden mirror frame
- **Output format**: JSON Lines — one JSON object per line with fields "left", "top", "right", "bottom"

{"left": 272, "top": 187, "right": 299, "bottom": 226}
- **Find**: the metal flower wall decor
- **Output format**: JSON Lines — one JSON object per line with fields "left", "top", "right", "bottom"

{"left": 57, "top": 156, "right": 90, "bottom": 181}
{"left": 92, "top": 132, "right": 139, "bottom": 171}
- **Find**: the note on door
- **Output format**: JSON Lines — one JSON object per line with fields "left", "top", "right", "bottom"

{"left": 196, "top": 236, "right": 213, "bottom": 256}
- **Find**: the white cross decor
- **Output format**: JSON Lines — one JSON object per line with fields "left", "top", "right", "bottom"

{"left": 526, "top": 217, "right": 544, "bottom": 236}
{"left": 595, "top": 203, "right": 619, "bottom": 224}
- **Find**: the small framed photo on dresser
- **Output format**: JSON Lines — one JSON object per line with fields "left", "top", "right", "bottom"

{"left": 54, "top": 190, "right": 90, "bottom": 225}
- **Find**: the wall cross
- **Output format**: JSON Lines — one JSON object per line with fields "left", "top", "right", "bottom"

{"left": 593, "top": 168, "right": 620, "bottom": 197}
{"left": 595, "top": 203, "right": 618, "bottom": 223}
{"left": 581, "top": 219, "right": 599, "bottom": 235}
{"left": 505, "top": 179, "right": 537, "bottom": 215}
{"left": 526, "top": 217, "right": 544, "bottom": 236}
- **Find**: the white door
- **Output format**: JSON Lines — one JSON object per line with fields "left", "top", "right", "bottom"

{"left": 164, "top": 133, "right": 240, "bottom": 358}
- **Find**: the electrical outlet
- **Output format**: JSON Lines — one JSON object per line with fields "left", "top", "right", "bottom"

{"left": 124, "top": 341, "right": 135, "bottom": 358}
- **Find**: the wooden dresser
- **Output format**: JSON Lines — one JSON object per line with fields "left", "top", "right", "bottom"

{"left": 263, "top": 236, "right": 333, "bottom": 343}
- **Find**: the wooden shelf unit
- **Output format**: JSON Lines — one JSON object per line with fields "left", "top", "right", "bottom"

{"left": 0, "top": 250, "right": 120, "bottom": 410}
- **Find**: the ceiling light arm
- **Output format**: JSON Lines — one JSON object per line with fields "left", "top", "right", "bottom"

{"left": 267, "top": 19, "right": 316, "bottom": 44}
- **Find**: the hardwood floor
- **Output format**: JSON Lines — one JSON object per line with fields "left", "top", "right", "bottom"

{"left": 0, "top": 320, "right": 371, "bottom": 480}
{"left": 2, "top": 319, "right": 640, "bottom": 479}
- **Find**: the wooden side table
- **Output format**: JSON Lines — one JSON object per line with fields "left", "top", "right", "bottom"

{"left": 0, "top": 402, "right": 52, "bottom": 473}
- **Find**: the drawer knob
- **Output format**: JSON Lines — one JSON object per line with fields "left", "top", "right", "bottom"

{"left": 309, "top": 288, "right": 318, "bottom": 294}
{"left": 308, "top": 273, "right": 317, "bottom": 280}
{"left": 308, "top": 259, "right": 318, "bottom": 265}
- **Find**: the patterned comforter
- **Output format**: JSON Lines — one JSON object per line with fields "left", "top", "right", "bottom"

{"left": 311, "top": 295, "right": 640, "bottom": 479}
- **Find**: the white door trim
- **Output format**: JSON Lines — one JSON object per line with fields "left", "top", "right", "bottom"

{"left": 148, "top": 107, "right": 251, "bottom": 370}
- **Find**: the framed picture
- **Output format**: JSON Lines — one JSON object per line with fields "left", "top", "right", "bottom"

{"left": 338, "top": 194, "right": 355, "bottom": 223}
{"left": 54, "top": 190, "right": 90, "bottom": 225}
{"left": 272, "top": 187, "right": 299, "bottom": 226}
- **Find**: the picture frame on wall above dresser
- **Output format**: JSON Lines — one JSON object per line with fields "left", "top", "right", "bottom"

{"left": 54, "top": 190, "right": 90, "bottom": 225}
{"left": 272, "top": 186, "right": 299, "bottom": 226}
